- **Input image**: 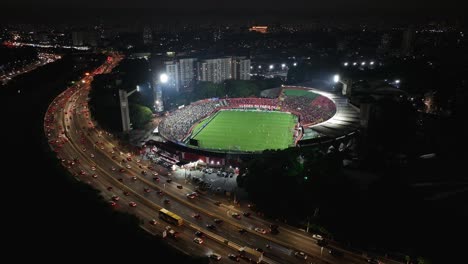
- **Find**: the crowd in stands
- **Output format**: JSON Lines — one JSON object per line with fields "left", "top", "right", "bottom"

{"left": 280, "top": 94, "right": 336, "bottom": 125}
{"left": 159, "top": 100, "right": 220, "bottom": 141}
{"left": 159, "top": 92, "right": 336, "bottom": 142}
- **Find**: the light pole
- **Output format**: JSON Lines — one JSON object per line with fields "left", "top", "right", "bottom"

{"left": 333, "top": 74, "right": 351, "bottom": 96}
{"left": 119, "top": 85, "right": 141, "bottom": 133}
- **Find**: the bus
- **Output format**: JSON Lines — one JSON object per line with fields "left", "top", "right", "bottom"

{"left": 159, "top": 208, "right": 183, "bottom": 226}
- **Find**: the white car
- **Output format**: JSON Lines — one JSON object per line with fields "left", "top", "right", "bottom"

{"left": 254, "top": 227, "right": 267, "bottom": 234}
{"left": 126, "top": 165, "right": 131, "bottom": 169}
{"left": 193, "top": 237, "right": 203, "bottom": 244}
{"left": 209, "top": 253, "right": 222, "bottom": 260}
{"left": 312, "top": 234, "right": 323, "bottom": 240}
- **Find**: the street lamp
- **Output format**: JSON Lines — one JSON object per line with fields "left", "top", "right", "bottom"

{"left": 281, "top": 63, "right": 286, "bottom": 69}
{"left": 333, "top": 74, "right": 350, "bottom": 96}
{"left": 269, "top": 64, "right": 274, "bottom": 70}
{"left": 160, "top": 73, "right": 168, "bottom": 83}
{"left": 293, "top": 62, "right": 297, "bottom": 66}
{"left": 343, "top": 62, "right": 349, "bottom": 66}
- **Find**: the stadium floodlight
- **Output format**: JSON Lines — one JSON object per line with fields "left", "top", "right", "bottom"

{"left": 281, "top": 63, "right": 286, "bottom": 68}
{"left": 136, "top": 85, "right": 140, "bottom": 92}
{"left": 160, "top": 73, "right": 169, "bottom": 83}
{"left": 293, "top": 62, "right": 297, "bottom": 66}
{"left": 333, "top": 74, "right": 340, "bottom": 83}
{"left": 370, "top": 61, "right": 375, "bottom": 65}
{"left": 353, "top": 62, "right": 357, "bottom": 66}
{"left": 344, "top": 62, "right": 349, "bottom": 66}
{"left": 395, "top": 79, "right": 400, "bottom": 84}
{"left": 361, "top": 61, "right": 366, "bottom": 66}
{"left": 258, "top": 65, "right": 262, "bottom": 69}
{"left": 269, "top": 64, "right": 274, "bottom": 70}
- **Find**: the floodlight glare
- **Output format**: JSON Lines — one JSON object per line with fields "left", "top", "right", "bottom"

{"left": 160, "top": 73, "right": 168, "bottom": 83}
{"left": 333, "top": 74, "right": 340, "bottom": 83}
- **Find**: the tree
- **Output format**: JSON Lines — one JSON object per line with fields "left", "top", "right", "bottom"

{"left": 129, "top": 104, "right": 153, "bottom": 129}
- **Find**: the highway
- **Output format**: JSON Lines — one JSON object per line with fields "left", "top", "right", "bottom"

{"left": 43, "top": 53, "right": 401, "bottom": 264}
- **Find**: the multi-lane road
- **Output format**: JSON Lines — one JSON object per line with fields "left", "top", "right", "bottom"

{"left": 43, "top": 53, "right": 401, "bottom": 264}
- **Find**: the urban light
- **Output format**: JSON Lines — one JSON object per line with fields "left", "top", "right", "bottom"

{"left": 361, "top": 61, "right": 366, "bottom": 66}
{"left": 344, "top": 62, "right": 349, "bottom": 66}
{"left": 353, "top": 62, "right": 357, "bottom": 66}
{"left": 293, "top": 62, "right": 297, "bottom": 66}
{"left": 333, "top": 74, "right": 340, "bottom": 83}
{"left": 269, "top": 64, "right": 274, "bottom": 70}
{"left": 136, "top": 85, "right": 140, "bottom": 92}
{"left": 160, "top": 73, "right": 168, "bottom": 83}
{"left": 258, "top": 65, "right": 262, "bottom": 69}
{"left": 281, "top": 63, "right": 286, "bottom": 68}
{"left": 370, "top": 61, "right": 375, "bottom": 65}
{"left": 395, "top": 79, "right": 401, "bottom": 84}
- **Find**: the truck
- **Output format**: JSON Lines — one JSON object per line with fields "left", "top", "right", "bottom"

{"left": 238, "top": 246, "right": 263, "bottom": 263}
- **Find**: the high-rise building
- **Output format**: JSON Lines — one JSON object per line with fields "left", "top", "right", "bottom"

{"left": 143, "top": 26, "right": 152, "bottom": 45}
{"left": 72, "top": 31, "right": 98, "bottom": 47}
{"left": 401, "top": 26, "right": 415, "bottom": 57}
{"left": 197, "top": 57, "right": 232, "bottom": 84}
{"left": 72, "top": 31, "right": 85, "bottom": 46}
{"left": 377, "top": 33, "right": 392, "bottom": 54}
{"left": 231, "top": 57, "right": 251, "bottom": 80}
{"left": 179, "top": 58, "right": 197, "bottom": 91}
{"left": 165, "top": 60, "right": 180, "bottom": 92}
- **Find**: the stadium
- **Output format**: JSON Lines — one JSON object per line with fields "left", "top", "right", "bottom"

{"left": 157, "top": 85, "right": 360, "bottom": 158}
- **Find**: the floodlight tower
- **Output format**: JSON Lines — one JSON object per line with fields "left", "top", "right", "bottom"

{"left": 154, "top": 73, "right": 168, "bottom": 112}
{"left": 119, "top": 85, "right": 140, "bottom": 133}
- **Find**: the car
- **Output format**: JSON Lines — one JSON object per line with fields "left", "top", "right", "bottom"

{"left": 328, "top": 249, "right": 344, "bottom": 257}
{"left": 163, "top": 199, "right": 170, "bottom": 204}
{"left": 141, "top": 170, "right": 147, "bottom": 175}
{"left": 129, "top": 201, "right": 137, "bottom": 207}
{"left": 186, "top": 193, "right": 196, "bottom": 199}
{"left": 92, "top": 174, "right": 98, "bottom": 178}
{"left": 118, "top": 178, "right": 123, "bottom": 182}
{"left": 79, "top": 170, "right": 86, "bottom": 175}
{"left": 243, "top": 212, "right": 251, "bottom": 217}
{"left": 254, "top": 227, "right": 267, "bottom": 234}
{"left": 131, "top": 176, "right": 137, "bottom": 181}
{"left": 166, "top": 179, "right": 172, "bottom": 183}
{"left": 121, "top": 159, "right": 127, "bottom": 163}
{"left": 270, "top": 224, "right": 279, "bottom": 234}
{"left": 312, "top": 234, "right": 323, "bottom": 240}
{"left": 214, "top": 218, "right": 223, "bottom": 224}
{"left": 90, "top": 153, "right": 94, "bottom": 158}
{"left": 149, "top": 219, "right": 157, "bottom": 225}
{"left": 119, "top": 168, "right": 125, "bottom": 173}
{"left": 91, "top": 166, "right": 96, "bottom": 171}
{"left": 136, "top": 159, "right": 141, "bottom": 163}
{"left": 231, "top": 212, "right": 241, "bottom": 219}
{"left": 228, "top": 254, "right": 240, "bottom": 262}
{"left": 294, "top": 251, "right": 308, "bottom": 260}
{"left": 111, "top": 195, "right": 120, "bottom": 201}
{"left": 123, "top": 191, "right": 130, "bottom": 196}
{"left": 367, "top": 259, "right": 379, "bottom": 264}
{"left": 111, "top": 155, "right": 117, "bottom": 160}
{"left": 192, "top": 213, "right": 201, "bottom": 219}
{"left": 109, "top": 201, "right": 116, "bottom": 206}
{"left": 126, "top": 157, "right": 132, "bottom": 161}
{"left": 195, "top": 230, "right": 204, "bottom": 237}
{"left": 238, "top": 228, "right": 247, "bottom": 234}
{"left": 144, "top": 188, "right": 151, "bottom": 193}
{"left": 206, "top": 224, "right": 216, "bottom": 230}
{"left": 126, "top": 165, "right": 131, "bottom": 169}
{"left": 107, "top": 186, "right": 113, "bottom": 191}
{"left": 176, "top": 185, "right": 183, "bottom": 189}
{"left": 193, "top": 237, "right": 204, "bottom": 244}
{"left": 156, "top": 190, "right": 164, "bottom": 196}
{"left": 214, "top": 201, "right": 221, "bottom": 206}
{"left": 152, "top": 177, "right": 160, "bottom": 182}
{"left": 111, "top": 167, "right": 116, "bottom": 171}
{"left": 152, "top": 172, "right": 158, "bottom": 176}
{"left": 209, "top": 253, "right": 222, "bottom": 261}
{"left": 255, "top": 248, "right": 264, "bottom": 253}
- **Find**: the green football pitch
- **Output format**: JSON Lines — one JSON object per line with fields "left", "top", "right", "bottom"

{"left": 190, "top": 110, "right": 297, "bottom": 152}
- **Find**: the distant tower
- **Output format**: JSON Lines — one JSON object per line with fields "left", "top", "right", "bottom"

{"left": 401, "top": 26, "right": 415, "bottom": 57}
{"left": 143, "top": 26, "right": 152, "bottom": 45}
{"left": 377, "top": 33, "right": 391, "bottom": 54}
